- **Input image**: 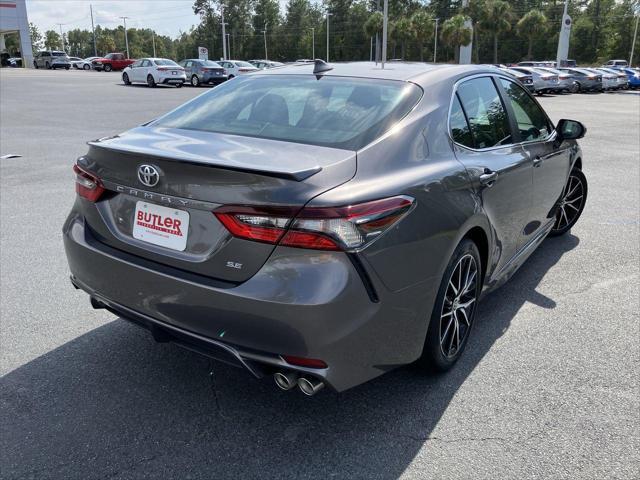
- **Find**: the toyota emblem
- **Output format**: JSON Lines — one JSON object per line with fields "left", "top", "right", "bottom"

{"left": 137, "top": 164, "right": 161, "bottom": 187}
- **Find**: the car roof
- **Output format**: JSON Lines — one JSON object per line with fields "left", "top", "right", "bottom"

{"left": 252, "top": 61, "right": 493, "bottom": 84}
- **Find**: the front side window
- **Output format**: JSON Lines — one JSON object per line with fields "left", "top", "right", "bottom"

{"left": 499, "top": 79, "right": 551, "bottom": 142}
{"left": 152, "top": 75, "right": 422, "bottom": 150}
{"left": 456, "top": 77, "right": 512, "bottom": 149}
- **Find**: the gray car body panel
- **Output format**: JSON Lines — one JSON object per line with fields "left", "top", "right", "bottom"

{"left": 63, "top": 62, "right": 583, "bottom": 391}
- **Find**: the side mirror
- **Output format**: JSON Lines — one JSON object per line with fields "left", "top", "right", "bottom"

{"left": 556, "top": 119, "right": 586, "bottom": 140}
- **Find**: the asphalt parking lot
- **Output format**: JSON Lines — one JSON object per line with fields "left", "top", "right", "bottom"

{"left": 1, "top": 68, "right": 638, "bottom": 480}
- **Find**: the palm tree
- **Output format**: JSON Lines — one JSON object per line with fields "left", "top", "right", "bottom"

{"left": 411, "top": 11, "right": 435, "bottom": 62}
{"left": 391, "top": 17, "right": 415, "bottom": 60}
{"left": 479, "top": 0, "right": 513, "bottom": 64}
{"left": 364, "top": 12, "right": 383, "bottom": 61}
{"left": 517, "top": 9, "right": 549, "bottom": 60}
{"left": 441, "top": 14, "right": 472, "bottom": 64}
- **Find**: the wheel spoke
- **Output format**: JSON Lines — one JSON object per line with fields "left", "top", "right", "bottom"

{"left": 441, "top": 315, "right": 455, "bottom": 344}
{"left": 458, "top": 306, "right": 471, "bottom": 326}
{"left": 565, "top": 195, "right": 583, "bottom": 205}
{"left": 458, "top": 298, "right": 476, "bottom": 310}
{"left": 448, "top": 280, "right": 459, "bottom": 296}
{"left": 448, "top": 316, "right": 458, "bottom": 355}
{"left": 565, "top": 202, "right": 580, "bottom": 213}
{"left": 566, "top": 179, "right": 581, "bottom": 199}
{"left": 462, "top": 270, "right": 477, "bottom": 295}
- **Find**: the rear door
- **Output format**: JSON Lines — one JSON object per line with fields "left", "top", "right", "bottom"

{"left": 451, "top": 75, "right": 533, "bottom": 275}
{"left": 497, "top": 77, "right": 570, "bottom": 238}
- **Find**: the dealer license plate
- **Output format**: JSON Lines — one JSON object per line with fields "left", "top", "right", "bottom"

{"left": 133, "top": 201, "right": 189, "bottom": 251}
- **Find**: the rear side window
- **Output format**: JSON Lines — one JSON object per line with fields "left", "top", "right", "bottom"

{"left": 449, "top": 95, "right": 474, "bottom": 148}
{"left": 499, "top": 79, "right": 551, "bottom": 142}
{"left": 456, "top": 77, "right": 512, "bottom": 149}
{"left": 152, "top": 75, "right": 423, "bottom": 150}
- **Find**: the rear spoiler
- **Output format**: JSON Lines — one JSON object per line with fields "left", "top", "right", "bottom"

{"left": 87, "top": 140, "right": 322, "bottom": 182}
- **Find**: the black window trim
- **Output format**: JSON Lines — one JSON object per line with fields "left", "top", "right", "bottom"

{"left": 447, "top": 73, "right": 557, "bottom": 152}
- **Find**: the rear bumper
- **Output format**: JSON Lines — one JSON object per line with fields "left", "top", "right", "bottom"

{"left": 159, "top": 75, "right": 186, "bottom": 85}
{"left": 63, "top": 212, "right": 436, "bottom": 391}
{"left": 202, "top": 74, "right": 228, "bottom": 84}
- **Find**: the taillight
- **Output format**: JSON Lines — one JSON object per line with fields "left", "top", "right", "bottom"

{"left": 214, "top": 196, "right": 414, "bottom": 251}
{"left": 73, "top": 164, "right": 104, "bottom": 202}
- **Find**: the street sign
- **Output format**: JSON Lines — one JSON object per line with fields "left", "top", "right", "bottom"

{"left": 198, "top": 46, "right": 208, "bottom": 61}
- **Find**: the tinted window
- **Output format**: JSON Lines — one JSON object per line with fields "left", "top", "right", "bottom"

{"left": 450, "top": 95, "right": 474, "bottom": 148}
{"left": 203, "top": 60, "right": 221, "bottom": 67}
{"left": 154, "top": 59, "right": 179, "bottom": 66}
{"left": 457, "top": 77, "right": 512, "bottom": 149}
{"left": 152, "top": 75, "right": 423, "bottom": 150}
{"left": 499, "top": 79, "right": 551, "bottom": 142}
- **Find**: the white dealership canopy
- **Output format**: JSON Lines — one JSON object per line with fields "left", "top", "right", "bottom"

{"left": 0, "top": 0, "right": 34, "bottom": 68}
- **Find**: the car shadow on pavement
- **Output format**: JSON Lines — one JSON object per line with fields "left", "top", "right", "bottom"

{"left": 0, "top": 234, "right": 579, "bottom": 480}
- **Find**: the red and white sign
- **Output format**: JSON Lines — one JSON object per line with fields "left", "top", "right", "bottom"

{"left": 133, "top": 201, "right": 189, "bottom": 251}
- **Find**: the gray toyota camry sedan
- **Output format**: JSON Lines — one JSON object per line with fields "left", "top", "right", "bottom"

{"left": 63, "top": 61, "right": 587, "bottom": 395}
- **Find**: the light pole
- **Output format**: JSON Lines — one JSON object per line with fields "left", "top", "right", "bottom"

{"left": 226, "top": 33, "right": 231, "bottom": 59}
{"left": 326, "top": 12, "right": 332, "bottom": 62}
{"left": 263, "top": 22, "right": 268, "bottom": 60}
{"left": 152, "top": 31, "right": 156, "bottom": 57}
{"left": 90, "top": 4, "right": 97, "bottom": 56}
{"left": 433, "top": 18, "right": 439, "bottom": 63}
{"left": 310, "top": 27, "right": 315, "bottom": 59}
{"left": 119, "top": 16, "right": 130, "bottom": 58}
{"left": 56, "top": 23, "right": 65, "bottom": 52}
{"left": 630, "top": 14, "right": 639, "bottom": 66}
{"left": 221, "top": 4, "right": 227, "bottom": 60}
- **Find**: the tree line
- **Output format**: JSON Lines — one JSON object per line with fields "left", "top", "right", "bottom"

{"left": 26, "top": 0, "right": 640, "bottom": 65}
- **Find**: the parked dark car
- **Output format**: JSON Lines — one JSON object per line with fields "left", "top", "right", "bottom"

{"left": 64, "top": 62, "right": 587, "bottom": 395}
{"left": 178, "top": 59, "right": 228, "bottom": 86}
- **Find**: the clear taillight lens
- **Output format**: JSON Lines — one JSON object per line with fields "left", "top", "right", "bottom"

{"left": 214, "top": 196, "right": 414, "bottom": 251}
{"left": 73, "top": 164, "right": 104, "bottom": 202}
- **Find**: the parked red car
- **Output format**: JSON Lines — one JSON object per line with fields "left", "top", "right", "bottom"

{"left": 92, "top": 53, "right": 135, "bottom": 72}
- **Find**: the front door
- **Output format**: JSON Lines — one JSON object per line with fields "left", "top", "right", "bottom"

{"left": 497, "top": 78, "right": 571, "bottom": 241}
{"left": 451, "top": 76, "right": 533, "bottom": 276}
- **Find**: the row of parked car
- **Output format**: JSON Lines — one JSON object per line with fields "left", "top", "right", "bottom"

{"left": 497, "top": 60, "right": 640, "bottom": 94}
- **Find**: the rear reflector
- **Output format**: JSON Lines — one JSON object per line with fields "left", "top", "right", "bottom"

{"left": 282, "top": 355, "right": 327, "bottom": 369}
{"left": 73, "top": 164, "right": 105, "bottom": 202}
{"left": 214, "top": 196, "right": 414, "bottom": 252}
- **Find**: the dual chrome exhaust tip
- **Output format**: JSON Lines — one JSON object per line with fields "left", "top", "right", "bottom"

{"left": 274, "top": 371, "right": 325, "bottom": 396}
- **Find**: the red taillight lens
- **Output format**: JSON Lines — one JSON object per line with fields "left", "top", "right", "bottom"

{"left": 214, "top": 196, "right": 414, "bottom": 251}
{"left": 73, "top": 164, "right": 104, "bottom": 202}
{"left": 282, "top": 355, "right": 327, "bottom": 369}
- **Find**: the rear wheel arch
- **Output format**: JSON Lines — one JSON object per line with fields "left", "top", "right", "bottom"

{"left": 462, "top": 226, "right": 489, "bottom": 284}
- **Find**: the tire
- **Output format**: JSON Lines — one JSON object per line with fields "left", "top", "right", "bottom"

{"left": 418, "top": 239, "right": 482, "bottom": 372}
{"left": 570, "top": 81, "right": 579, "bottom": 93}
{"left": 147, "top": 74, "right": 156, "bottom": 88}
{"left": 175, "top": 82, "right": 183, "bottom": 88}
{"left": 103, "top": 64, "right": 112, "bottom": 72}
{"left": 45, "top": 61, "right": 50, "bottom": 69}
{"left": 65, "top": 66, "right": 70, "bottom": 70}
{"left": 34, "top": 61, "right": 38, "bottom": 69}
{"left": 228, "top": 74, "right": 235, "bottom": 79}
{"left": 122, "top": 73, "right": 131, "bottom": 85}
{"left": 549, "top": 168, "right": 587, "bottom": 237}
{"left": 191, "top": 75, "right": 200, "bottom": 87}
{"left": 83, "top": 64, "right": 90, "bottom": 70}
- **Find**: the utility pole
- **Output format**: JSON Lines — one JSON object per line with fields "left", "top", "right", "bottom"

{"left": 310, "top": 27, "right": 315, "bottom": 59}
{"left": 630, "top": 14, "right": 639, "bottom": 66}
{"left": 90, "top": 4, "right": 97, "bottom": 56}
{"left": 326, "top": 12, "right": 332, "bottom": 62}
{"left": 221, "top": 4, "right": 227, "bottom": 60}
{"left": 152, "top": 31, "right": 156, "bottom": 57}
{"left": 56, "top": 23, "right": 65, "bottom": 52}
{"left": 263, "top": 22, "right": 268, "bottom": 60}
{"left": 433, "top": 18, "right": 439, "bottom": 63}
{"left": 226, "top": 33, "right": 231, "bottom": 58}
{"left": 381, "top": 0, "right": 388, "bottom": 68}
{"left": 120, "top": 16, "right": 130, "bottom": 58}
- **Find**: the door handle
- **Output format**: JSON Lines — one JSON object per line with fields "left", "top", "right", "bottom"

{"left": 533, "top": 156, "right": 542, "bottom": 167}
{"left": 479, "top": 169, "right": 498, "bottom": 187}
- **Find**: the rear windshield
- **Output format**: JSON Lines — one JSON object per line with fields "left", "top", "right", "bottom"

{"left": 154, "top": 59, "right": 179, "bottom": 66}
{"left": 234, "top": 61, "right": 256, "bottom": 68}
{"left": 52, "top": 52, "right": 67, "bottom": 56}
{"left": 152, "top": 75, "right": 422, "bottom": 150}
{"left": 202, "top": 60, "right": 221, "bottom": 67}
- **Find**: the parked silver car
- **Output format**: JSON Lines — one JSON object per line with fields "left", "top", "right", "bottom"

{"left": 596, "top": 68, "right": 629, "bottom": 89}
{"left": 33, "top": 51, "right": 71, "bottom": 70}
{"left": 558, "top": 68, "right": 603, "bottom": 92}
{"left": 536, "top": 67, "right": 577, "bottom": 93}
{"left": 249, "top": 59, "right": 285, "bottom": 69}
{"left": 510, "top": 66, "right": 559, "bottom": 94}
{"left": 583, "top": 68, "right": 618, "bottom": 90}
{"left": 178, "top": 59, "right": 228, "bottom": 86}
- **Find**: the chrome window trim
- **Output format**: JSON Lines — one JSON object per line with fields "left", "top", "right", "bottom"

{"left": 447, "top": 72, "right": 557, "bottom": 153}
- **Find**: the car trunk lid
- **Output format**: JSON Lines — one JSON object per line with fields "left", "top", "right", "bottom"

{"left": 78, "top": 126, "right": 356, "bottom": 283}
